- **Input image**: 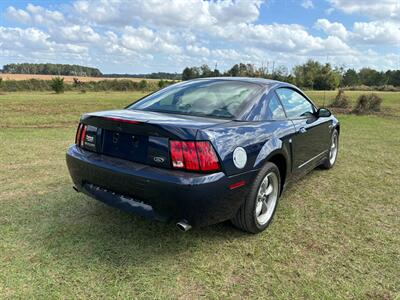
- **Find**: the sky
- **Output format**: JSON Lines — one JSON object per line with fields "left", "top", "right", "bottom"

{"left": 0, "top": 0, "right": 399, "bottom": 74}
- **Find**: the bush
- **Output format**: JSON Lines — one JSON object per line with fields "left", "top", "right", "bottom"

{"left": 158, "top": 79, "right": 166, "bottom": 89}
{"left": 353, "top": 93, "right": 383, "bottom": 114}
{"left": 330, "top": 89, "right": 350, "bottom": 108}
{"left": 138, "top": 80, "right": 148, "bottom": 90}
{"left": 50, "top": 77, "right": 65, "bottom": 94}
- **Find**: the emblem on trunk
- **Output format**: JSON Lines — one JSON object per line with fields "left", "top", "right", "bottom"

{"left": 153, "top": 156, "right": 165, "bottom": 163}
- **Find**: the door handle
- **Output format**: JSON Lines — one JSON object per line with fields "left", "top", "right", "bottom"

{"left": 299, "top": 127, "right": 307, "bottom": 134}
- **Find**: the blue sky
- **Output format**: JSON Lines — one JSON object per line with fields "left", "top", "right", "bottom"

{"left": 0, "top": 0, "right": 399, "bottom": 73}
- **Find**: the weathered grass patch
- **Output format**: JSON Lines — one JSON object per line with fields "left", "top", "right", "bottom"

{"left": 1, "top": 91, "right": 399, "bottom": 299}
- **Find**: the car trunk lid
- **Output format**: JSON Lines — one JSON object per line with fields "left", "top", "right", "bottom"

{"left": 79, "top": 109, "right": 229, "bottom": 168}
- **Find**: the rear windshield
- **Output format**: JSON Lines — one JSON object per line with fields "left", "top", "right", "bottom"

{"left": 128, "top": 80, "right": 263, "bottom": 119}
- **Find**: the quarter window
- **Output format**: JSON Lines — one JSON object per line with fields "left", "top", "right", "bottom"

{"left": 266, "top": 94, "right": 286, "bottom": 120}
{"left": 276, "top": 88, "right": 314, "bottom": 119}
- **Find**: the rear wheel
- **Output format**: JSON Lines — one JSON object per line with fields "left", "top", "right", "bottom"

{"left": 321, "top": 129, "right": 339, "bottom": 169}
{"left": 231, "top": 162, "right": 280, "bottom": 233}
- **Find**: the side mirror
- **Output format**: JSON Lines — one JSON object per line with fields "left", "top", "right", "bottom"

{"left": 317, "top": 108, "right": 331, "bottom": 118}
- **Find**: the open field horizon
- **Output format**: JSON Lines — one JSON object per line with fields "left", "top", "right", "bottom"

{"left": 0, "top": 73, "right": 160, "bottom": 83}
{"left": 1, "top": 91, "right": 399, "bottom": 298}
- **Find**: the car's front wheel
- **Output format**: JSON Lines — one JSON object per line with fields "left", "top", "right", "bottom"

{"left": 231, "top": 162, "right": 280, "bottom": 233}
{"left": 321, "top": 129, "right": 339, "bottom": 169}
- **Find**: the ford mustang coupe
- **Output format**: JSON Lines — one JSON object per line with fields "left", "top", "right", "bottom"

{"left": 66, "top": 78, "right": 339, "bottom": 233}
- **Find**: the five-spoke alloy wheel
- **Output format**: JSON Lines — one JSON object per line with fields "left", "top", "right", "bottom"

{"left": 322, "top": 129, "right": 339, "bottom": 169}
{"left": 232, "top": 162, "right": 281, "bottom": 233}
{"left": 255, "top": 172, "right": 279, "bottom": 226}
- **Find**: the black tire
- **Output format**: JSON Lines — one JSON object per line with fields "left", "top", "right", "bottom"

{"left": 321, "top": 129, "right": 339, "bottom": 169}
{"left": 231, "top": 162, "right": 281, "bottom": 234}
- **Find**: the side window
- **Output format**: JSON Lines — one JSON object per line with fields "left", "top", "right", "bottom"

{"left": 276, "top": 88, "right": 314, "bottom": 119}
{"left": 266, "top": 94, "right": 286, "bottom": 120}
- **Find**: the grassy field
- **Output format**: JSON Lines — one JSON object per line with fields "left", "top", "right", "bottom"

{"left": 1, "top": 91, "right": 399, "bottom": 299}
{"left": 307, "top": 90, "right": 400, "bottom": 117}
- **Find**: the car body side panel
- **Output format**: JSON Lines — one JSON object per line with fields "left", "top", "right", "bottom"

{"left": 197, "top": 120, "right": 296, "bottom": 177}
{"left": 291, "top": 116, "right": 332, "bottom": 172}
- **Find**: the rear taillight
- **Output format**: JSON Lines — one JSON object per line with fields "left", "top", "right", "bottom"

{"left": 169, "top": 140, "right": 220, "bottom": 172}
{"left": 80, "top": 125, "right": 87, "bottom": 147}
{"left": 75, "top": 123, "right": 83, "bottom": 144}
{"left": 75, "top": 123, "right": 87, "bottom": 147}
{"left": 196, "top": 141, "right": 220, "bottom": 171}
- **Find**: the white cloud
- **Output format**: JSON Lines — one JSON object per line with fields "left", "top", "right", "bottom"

{"left": 327, "top": 0, "right": 400, "bottom": 20}
{"left": 301, "top": 0, "right": 314, "bottom": 9}
{"left": 186, "top": 45, "right": 211, "bottom": 57}
{"left": 72, "top": 0, "right": 263, "bottom": 28}
{"left": 0, "top": 27, "right": 53, "bottom": 51}
{"left": 315, "top": 19, "right": 400, "bottom": 46}
{"left": 6, "top": 4, "right": 65, "bottom": 26}
{"left": 121, "top": 26, "right": 182, "bottom": 54}
{"left": 210, "top": 0, "right": 262, "bottom": 24}
{"left": 352, "top": 21, "right": 400, "bottom": 45}
{"left": 56, "top": 25, "right": 101, "bottom": 43}
{"left": 211, "top": 23, "right": 353, "bottom": 56}
{"left": 315, "top": 19, "right": 348, "bottom": 40}
{"left": 5, "top": 7, "right": 31, "bottom": 23}
{"left": 0, "top": 26, "right": 89, "bottom": 63}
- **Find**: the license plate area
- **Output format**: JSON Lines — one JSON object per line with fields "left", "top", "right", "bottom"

{"left": 102, "top": 130, "right": 148, "bottom": 163}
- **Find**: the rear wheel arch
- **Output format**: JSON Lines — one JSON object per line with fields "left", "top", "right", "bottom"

{"left": 264, "top": 152, "right": 288, "bottom": 195}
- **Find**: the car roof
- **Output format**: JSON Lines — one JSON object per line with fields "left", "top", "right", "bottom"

{"left": 186, "top": 77, "right": 289, "bottom": 88}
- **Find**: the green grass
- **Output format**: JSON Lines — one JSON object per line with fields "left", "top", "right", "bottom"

{"left": 306, "top": 90, "right": 400, "bottom": 117}
{"left": 1, "top": 91, "right": 399, "bottom": 299}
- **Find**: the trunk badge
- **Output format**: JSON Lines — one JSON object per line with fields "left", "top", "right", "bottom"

{"left": 153, "top": 156, "right": 165, "bottom": 163}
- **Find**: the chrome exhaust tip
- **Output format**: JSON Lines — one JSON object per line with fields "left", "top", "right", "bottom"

{"left": 176, "top": 220, "right": 192, "bottom": 232}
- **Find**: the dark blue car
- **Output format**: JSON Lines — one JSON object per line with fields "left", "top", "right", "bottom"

{"left": 66, "top": 78, "right": 339, "bottom": 233}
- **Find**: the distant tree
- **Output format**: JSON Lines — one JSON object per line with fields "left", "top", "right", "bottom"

{"left": 341, "top": 69, "right": 360, "bottom": 87}
{"left": 294, "top": 60, "right": 340, "bottom": 90}
{"left": 359, "top": 68, "right": 387, "bottom": 86}
{"left": 182, "top": 67, "right": 200, "bottom": 80}
{"left": 199, "top": 64, "right": 213, "bottom": 77}
{"left": 50, "top": 77, "right": 64, "bottom": 93}
{"left": 2, "top": 63, "right": 102, "bottom": 77}
{"left": 293, "top": 60, "right": 339, "bottom": 90}
{"left": 225, "top": 63, "right": 257, "bottom": 77}
{"left": 180, "top": 61, "right": 400, "bottom": 90}
{"left": 293, "top": 60, "right": 319, "bottom": 89}
{"left": 386, "top": 70, "right": 400, "bottom": 87}
{"left": 313, "top": 64, "right": 341, "bottom": 90}
{"left": 212, "top": 68, "right": 220, "bottom": 77}
{"left": 270, "top": 66, "right": 289, "bottom": 82}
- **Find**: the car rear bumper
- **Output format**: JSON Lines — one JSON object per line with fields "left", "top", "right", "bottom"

{"left": 66, "top": 145, "right": 258, "bottom": 227}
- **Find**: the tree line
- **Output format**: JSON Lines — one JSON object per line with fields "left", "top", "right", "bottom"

{"left": 182, "top": 60, "right": 400, "bottom": 90}
{"left": 2, "top": 63, "right": 102, "bottom": 77}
